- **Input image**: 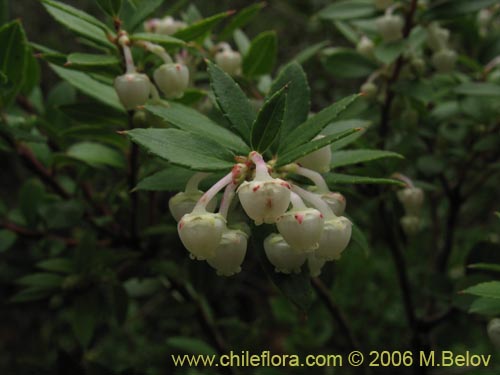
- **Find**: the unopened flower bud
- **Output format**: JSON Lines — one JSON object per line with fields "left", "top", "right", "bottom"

{"left": 277, "top": 208, "right": 324, "bottom": 252}
{"left": 411, "top": 57, "right": 426, "bottom": 74}
{"left": 432, "top": 49, "right": 457, "bottom": 73}
{"left": 321, "top": 192, "right": 346, "bottom": 216}
{"left": 296, "top": 135, "right": 332, "bottom": 173}
{"left": 264, "top": 233, "right": 307, "bottom": 274}
{"left": 114, "top": 73, "right": 151, "bottom": 110}
{"left": 169, "top": 191, "right": 217, "bottom": 221}
{"left": 376, "top": 14, "right": 404, "bottom": 42}
{"left": 357, "top": 36, "right": 375, "bottom": 57}
{"left": 374, "top": 0, "right": 393, "bottom": 10}
{"left": 315, "top": 216, "right": 352, "bottom": 261}
{"left": 307, "top": 253, "right": 326, "bottom": 277}
{"left": 487, "top": 319, "right": 500, "bottom": 349}
{"left": 400, "top": 215, "right": 420, "bottom": 236}
{"left": 426, "top": 23, "right": 450, "bottom": 51}
{"left": 178, "top": 212, "right": 226, "bottom": 260}
{"left": 361, "top": 82, "right": 377, "bottom": 98}
{"left": 397, "top": 187, "right": 424, "bottom": 214}
{"left": 215, "top": 49, "right": 242, "bottom": 76}
{"left": 207, "top": 230, "right": 247, "bottom": 276}
{"left": 154, "top": 63, "right": 189, "bottom": 99}
{"left": 154, "top": 16, "right": 187, "bottom": 35}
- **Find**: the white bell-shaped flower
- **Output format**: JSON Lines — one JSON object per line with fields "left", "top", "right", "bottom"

{"left": 276, "top": 208, "right": 324, "bottom": 252}
{"left": 426, "top": 23, "right": 450, "bottom": 51}
{"left": 431, "top": 49, "right": 457, "bottom": 73}
{"left": 315, "top": 216, "right": 352, "bottom": 261}
{"left": 264, "top": 233, "right": 307, "bottom": 274}
{"left": 307, "top": 253, "right": 327, "bottom": 277}
{"left": 168, "top": 191, "right": 217, "bottom": 221}
{"left": 376, "top": 14, "right": 404, "bottom": 42}
{"left": 356, "top": 36, "right": 374, "bottom": 57}
{"left": 400, "top": 215, "right": 420, "bottom": 236}
{"left": 207, "top": 229, "right": 247, "bottom": 276}
{"left": 114, "top": 73, "right": 151, "bottom": 110}
{"left": 178, "top": 212, "right": 226, "bottom": 260}
{"left": 321, "top": 192, "right": 346, "bottom": 216}
{"left": 154, "top": 63, "right": 189, "bottom": 99}
{"left": 156, "top": 16, "right": 187, "bottom": 35}
{"left": 215, "top": 45, "right": 242, "bottom": 76}
{"left": 397, "top": 187, "right": 424, "bottom": 215}
{"left": 296, "top": 135, "right": 332, "bottom": 173}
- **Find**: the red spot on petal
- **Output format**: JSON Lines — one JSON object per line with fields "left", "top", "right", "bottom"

{"left": 253, "top": 185, "right": 261, "bottom": 192}
{"left": 295, "top": 214, "right": 304, "bottom": 224}
{"left": 266, "top": 198, "right": 273, "bottom": 208}
{"left": 320, "top": 214, "right": 324, "bottom": 219}
{"left": 178, "top": 221, "right": 184, "bottom": 230}
{"left": 280, "top": 181, "right": 291, "bottom": 189}
{"left": 176, "top": 64, "right": 181, "bottom": 71}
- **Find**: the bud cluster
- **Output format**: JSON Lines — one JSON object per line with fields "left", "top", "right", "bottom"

{"left": 426, "top": 22, "right": 457, "bottom": 73}
{"left": 395, "top": 175, "right": 424, "bottom": 236}
{"left": 171, "top": 146, "right": 353, "bottom": 277}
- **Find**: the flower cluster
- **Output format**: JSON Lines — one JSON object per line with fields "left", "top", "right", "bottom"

{"left": 394, "top": 174, "right": 424, "bottom": 236}
{"left": 170, "top": 148, "right": 352, "bottom": 277}
{"left": 426, "top": 22, "right": 457, "bottom": 73}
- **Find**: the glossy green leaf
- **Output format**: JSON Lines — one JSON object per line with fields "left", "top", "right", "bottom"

{"left": 41, "top": 0, "right": 114, "bottom": 48}
{"left": 469, "top": 297, "right": 500, "bottom": 315}
{"left": 167, "top": 336, "right": 217, "bottom": 356}
{"left": 207, "top": 60, "right": 254, "bottom": 142}
{"left": 219, "top": 3, "right": 265, "bottom": 40}
{"left": 135, "top": 166, "right": 195, "bottom": 191}
{"left": 127, "top": 128, "right": 235, "bottom": 171}
{"left": 233, "top": 28, "right": 250, "bottom": 54}
{"left": 270, "top": 62, "right": 310, "bottom": 142}
{"left": 50, "top": 64, "right": 124, "bottom": 111}
{"left": 145, "top": 102, "right": 249, "bottom": 153}
{"left": 318, "top": 0, "right": 376, "bottom": 21}
{"left": 67, "top": 142, "right": 125, "bottom": 168}
{"left": 454, "top": 82, "right": 500, "bottom": 97}
{"left": 173, "top": 11, "right": 231, "bottom": 42}
{"left": 325, "top": 173, "right": 405, "bottom": 186}
{"left": 122, "top": 0, "right": 163, "bottom": 31}
{"left": 130, "top": 33, "right": 186, "bottom": 48}
{"left": 16, "top": 273, "right": 64, "bottom": 289}
{"left": 374, "top": 41, "right": 405, "bottom": 65}
{"left": 321, "top": 48, "right": 378, "bottom": 79}
{"left": 67, "top": 53, "right": 120, "bottom": 67}
{"left": 243, "top": 31, "right": 277, "bottom": 77}
{"left": 95, "top": 0, "right": 122, "bottom": 16}
{"left": 281, "top": 94, "right": 360, "bottom": 153}
{"left": 10, "top": 287, "right": 53, "bottom": 303}
{"left": 37, "top": 258, "right": 76, "bottom": 274}
{"left": 331, "top": 149, "right": 403, "bottom": 168}
{"left": 463, "top": 281, "right": 500, "bottom": 299}
{"left": 292, "top": 41, "right": 329, "bottom": 65}
{"left": 251, "top": 86, "right": 287, "bottom": 153}
{"left": 276, "top": 128, "right": 360, "bottom": 167}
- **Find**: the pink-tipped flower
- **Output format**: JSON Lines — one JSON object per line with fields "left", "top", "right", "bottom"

{"left": 307, "top": 253, "right": 327, "bottom": 277}
{"left": 264, "top": 233, "right": 307, "bottom": 274}
{"left": 237, "top": 152, "right": 291, "bottom": 225}
{"left": 315, "top": 216, "right": 352, "bottom": 261}
{"left": 276, "top": 192, "right": 324, "bottom": 252}
{"left": 296, "top": 135, "right": 332, "bottom": 173}
{"left": 154, "top": 63, "right": 189, "bottom": 99}
{"left": 114, "top": 73, "right": 151, "bottom": 110}
{"left": 321, "top": 192, "right": 346, "bottom": 216}
{"left": 207, "top": 229, "right": 247, "bottom": 276}
{"left": 178, "top": 212, "right": 226, "bottom": 260}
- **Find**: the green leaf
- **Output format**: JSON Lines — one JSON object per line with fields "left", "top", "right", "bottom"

{"left": 276, "top": 128, "right": 360, "bottom": 167}
{"left": 70, "top": 291, "right": 101, "bottom": 348}
{"left": 243, "top": 31, "right": 277, "bottom": 77}
{"left": 233, "top": 28, "right": 250, "bottom": 54}
{"left": 207, "top": 60, "right": 255, "bottom": 142}
{"left": 270, "top": 62, "right": 310, "bottom": 142}
{"left": 10, "top": 287, "right": 53, "bottom": 303}
{"left": 145, "top": 102, "right": 249, "bottom": 153}
{"left": 0, "top": 21, "right": 29, "bottom": 107}
{"left": 251, "top": 86, "right": 287, "bottom": 153}
{"left": 167, "top": 337, "right": 217, "bottom": 356}
{"left": 16, "top": 273, "right": 64, "bottom": 289}
{"left": 330, "top": 149, "right": 403, "bottom": 168}
{"left": 67, "top": 142, "right": 125, "bottom": 168}
{"left": 333, "top": 21, "right": 359, "bottom": 44}
{"left": 20, "top": 179, "right": 45, "bottom": 226}
{"left": 321, "top": 48, "right": 378, "bottom": 79}
{"left": 351, "top": 224, "right": 370, "bottom": 256}
{"left": 469, "top": 297, "right": 500, "bottom": 315}
{"left": 122, "top": 0, "right": 163, "bottom": 32}
{"left": 50, "top": 64, "right": 124, "bottom": 111}
{"left": 0, "top": 230, "right": 17, "bottom": 252}
{"left": 60, "top": 102, "right": 127, "bottom": 126}
{"left": 454, "top": 82, "right": 500, "bottom": 97}
{"left": 39, "top": 200, "right": 85, "bottom": 230}
{"left": 292, "top": 41, "right": 329, "bottom": 65}
{"left": 41, "top": 0, "right": 114, "bottom": 49}
{"left": 135, "top": 166, "right": 195, "bottom": 191}
{"left": 173, "top": 11, "right": 232, "bottom": 42}
{"left": 374, "top": 41, "right": 406, "bottom": 65}
{"left": 37, "top": 258, "right": 76, "bottom": 274}
{"left": 318, "top": 0, "right": 376, "bottom": 21}
{"left": 423, "top": 0, "right": 499, "bottom": 20}
{"left": 219, "top": 3, "right": 265, "bottom": 40}
{"left": 325, "top": 173, "right": 405, "bottom": 186}
{"left": 280, "top": 94, "right": 360, "bottom": 153}
{"left": 130, "top": 33, "right": 186, "bottom": 48}
{"left": 468, "top": 263, "right": 500, "bottom": 273}
{"left": 463, "top": 281, "right": 500, "bottom": 299}
{"left": 127, "top": 128, "right": 235, "bottom": 171}
{"left": 95, "top": 0, "right": 122, "bottom": 16}
{"left": 66, "top": 53, "right": 120, "bottom": 67}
